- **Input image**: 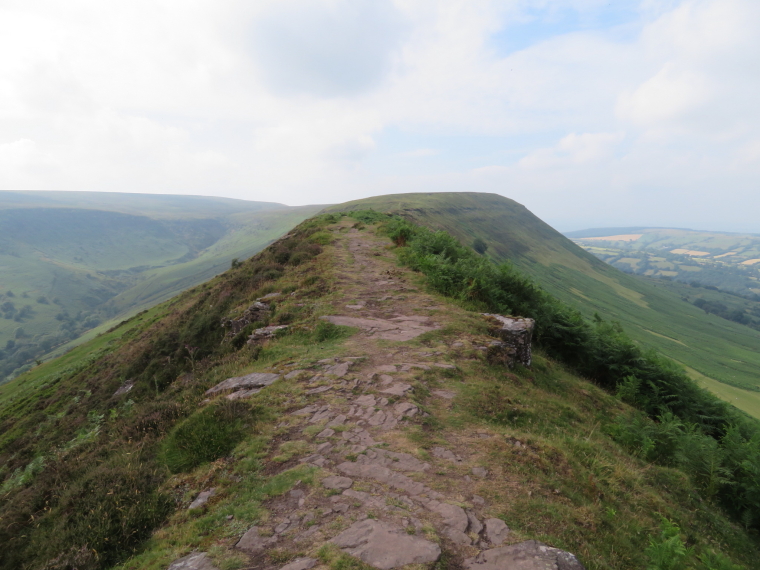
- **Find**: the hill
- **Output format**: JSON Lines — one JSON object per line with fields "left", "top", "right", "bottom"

{"left": 0, "top": 192, "right": 322, "bottom": 383}
{"left": 326, "top": 193, "right": 760, "bottom": 418}
{"left": 1, "top": 209, "right": 758, "bottom": 570}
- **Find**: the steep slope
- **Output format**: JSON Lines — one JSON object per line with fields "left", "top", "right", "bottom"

{"left": 327, "top": 193, "right": 760, "bottom": 416}
{"left": 0, "top": 211, "right": 757, "bottom": 570}
{"left": 0, "top": 192, "right": 322, "bottom": 382}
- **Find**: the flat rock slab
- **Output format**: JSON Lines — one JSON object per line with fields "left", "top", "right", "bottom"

{"left": 236, "top": 526, "right": 278, "bottom": 553}
{"left": 380, "top": 383, "right": 412, "bottom": 396}
{"left": 168, "top": 552, "right": 219, "bottom": 570}
{"left": 206, "top": 372, "right": 280, "bottom": 395}
{"left": 320, "top": 315, "right": 439, "bottom": 342}
{"left": 280, "top": 558, "right": 317, "bottom": 570}
{"left": 323, "top": 475, "right": 353, "bottom": 490}
{"left": 331, "top": 519, "right": 441, "bottom": 570}
{"left": 464, "top": 541, "right": 585, "bottom": 570}
{"left": 433, "top": 390, "right": 456, "bottom": 399}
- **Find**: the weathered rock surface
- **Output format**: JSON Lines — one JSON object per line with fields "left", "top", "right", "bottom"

{"left": 167, "top": 552, "right": 218, "bottom": 570}
{"left": 113, "top": 381, "right": 135, "bottom": 397}
{"left": 432, "top": 447, "right": 463, "bottom": 463}
{"left": 322, "top": 475, "right": 353, "bottom": 490}
{"left": 248, "top": 325, "right": 289, "bottom": 343}
{"left": 464, "top": 540, "right": 585, "bottom": 570}
{"left": 279, "top": 558, "right": 317, "bottom": 570}
{"left": 221, "top": 301, "right": 270, "bottom": 336}
{"left": 484, "top": 518, "right": 510, "bottom": 545}
{"left": 482, "top": 314, "right": 535, "bottom": 368}
{"left": 320, "top": 315, "right": 439, "bottom": 342}
{"left": 236, "top": 526, "right": 277, "bottom": 553}
{"left": 188, "top": 488, "right": 215, "bottom": 509}
{"left": 206, "top": 372, "right": 280, "bottom": 395}
{"left": 331, "top": 519, "right": 441, "bottom": 570}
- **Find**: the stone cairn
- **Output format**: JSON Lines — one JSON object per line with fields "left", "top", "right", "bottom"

{"left": 482, "top": 314, "right": 535, "bottom": 368}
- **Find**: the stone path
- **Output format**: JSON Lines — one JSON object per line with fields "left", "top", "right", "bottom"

{"left": 173, "top": 223, "right": 584, "bottom": 570}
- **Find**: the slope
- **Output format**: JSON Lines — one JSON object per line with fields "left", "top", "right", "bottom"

{"left": 0, "top": 192, "right": 322, "bottom": 383}
{"left": 326, "top": 193, "right": 760, "bottom": 415}
{"left": 0, "top": 211, "right": 756, "bottom": 570}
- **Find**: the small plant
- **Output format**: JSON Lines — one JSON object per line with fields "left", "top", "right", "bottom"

{"left": 645, "top": 518, "right": 689, "bottom": 570}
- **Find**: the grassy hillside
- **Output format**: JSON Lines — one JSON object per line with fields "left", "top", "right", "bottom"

{"left": 326, "top": 193, "right": 760, "bottom": 417}
{"left": 0, "top": 192, "right": 322, "bottom": 383}
{"left": 0, "top": 211, "right": 757, "bottom": 570}
{"left": 567, "top": 227, "right": 760, "bottom": 297}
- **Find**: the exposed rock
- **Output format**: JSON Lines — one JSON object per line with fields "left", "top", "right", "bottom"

{"left": 167, "top": 552, "right": 218, "bottom": 570}
{"left": 327, "top": 414, "right": 347, "bottom": 427}
{"left": 248, "top": 325, "right": 289, "bottom": 343}
{"left": 293, "top": 405, "right": 320, "bottom": 416}
{"left": 285, "top": 369, "right": 306, "bottom": 379}
{"left": 471, "top": 467, "right": 488, "bottom": 478}
{"left": 484, "top": 518, "right": 510, "bottom": 545}
{"left": 433, "top": 363, "right": 457, "bottom": 370}
{"left": 464, "top": 540, "right": 585, "bottom": 570}
{"left": 400, "top": 363, "right": 430, "bottom": 371}
{"left": 393, "top": 402, "right": 419, "bottom": 417}
{"left": 361, "top": 448, "right": 430, "bottom": 472}
{"left": 325, "top": 362, "right": 350, "bottom": 377}
{"left": 225, "top": 388, "right": 260, "bottom": 400}
{"left": 432, "top": 447, "right": 463, "bottom": 464}
{"left": 188, "top": 488, "right": 215, "bottom": 509}
{"left": 322, "top": 475, "right": 353, "bottom": 490}
{"left": 355, "top": 395, "right": 376, "bottom": 406}
{"left": 113, "top": 381, "right": 135, "bottom": 397}
{"left": 472, "top": 495, "right": 485, "bottom": 506}
{"left": 375, "top": 365, "right": 398, "bottom": 373}
{"left": 206, "top": 372, "right": 280, "bottom": 396}
{"left": 320, "top": 315, "right": 439, "bottom": 342}
{"left": 429, "top": 501, "right": 468, "bottom": 533}
{"left": 221, "top": 302, "right": 270, "bottom": 336}
{"left": 236, "top": 526, "right": 277, "bottom": 553}
{"left": 337, "top": 462, "right": 426, "bottom": 495}
{"left": 482, "top": 314, "right": 535, "bottom": 368}
{"left": 466, "top": 509, "right": 484, "bottom": 535}
{"left": 279, "top": 558, "right": 317, "bottom": 570}
{"left": 309, "top": 407, "right": 333, "bottom": 423}
{"left": 307, "top": 386, "right": 332, "bottom": 395}
{"left": 380, "top": 383, "right": 412, "bottom": 396}
{"left": 258, "top": 292, "right": 281, "bottom": 300}
{"left": 317, "top": 428, "right": 335, "bottom": 438}
{"left": 331, "top": 519, "right": 441, "bottom": 570}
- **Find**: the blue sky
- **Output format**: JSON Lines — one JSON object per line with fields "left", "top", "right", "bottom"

{"left": 0, "top": 0, "right": 759, "bottom": 232}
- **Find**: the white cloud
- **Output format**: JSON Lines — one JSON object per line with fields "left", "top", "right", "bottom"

{"left": 0, "top": 0, "right": 758, "bottom": 230}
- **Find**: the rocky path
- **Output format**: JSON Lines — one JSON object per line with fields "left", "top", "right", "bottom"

{"left": 171, "top": 224, "right": 584, "bottom": 570}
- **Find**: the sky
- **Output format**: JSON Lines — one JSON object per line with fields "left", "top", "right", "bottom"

{"left": 0, "top": 0, "right": 758, "bottom": 232}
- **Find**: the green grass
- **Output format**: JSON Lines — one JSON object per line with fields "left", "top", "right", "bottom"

{"left": 325, "top": 193, "right": 760, "bottom": 409}
{"left": 0, "top": 195, "right": 322, "bottom": 384}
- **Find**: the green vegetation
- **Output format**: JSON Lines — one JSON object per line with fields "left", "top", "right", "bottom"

{"left": 1, "top": 204, "right": 759, "bottom": 570}
{"left": 0, "top": 192, "right": 321, "bottom": 383}
{"left": 369, "top": 211, "right": 760, "bottom": 535}
{"left": 327, "top": 193, "right": 760, "bottom": 405}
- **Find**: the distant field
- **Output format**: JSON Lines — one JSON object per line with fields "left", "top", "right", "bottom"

{"left": 568, "top": 227, "right": 760, "bottom": 296}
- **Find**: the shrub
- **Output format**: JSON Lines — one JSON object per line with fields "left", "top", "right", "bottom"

{"left": 645, "top": 518, "right": 688, "bottom": 570}
{"left": 314, "top": 320, "right": 348, "bottom": 343}
{"left": 161, "top": 401, "right": 254, "bottom": 473}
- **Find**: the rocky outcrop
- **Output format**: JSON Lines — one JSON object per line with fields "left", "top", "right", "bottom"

{"left": 482, "top": 314, "right": 535, "bottom": 368}
{"left": 464, "top": 540, "right": 585, "bottom": 570}
{"left": 331, "top": 519, "right": 441, "bottom": 569}
{"left": 205, "top": 372, "right": 280, "bottom": 396}
{"left": 221, "top": 302, "right": 271, "bottom": 336}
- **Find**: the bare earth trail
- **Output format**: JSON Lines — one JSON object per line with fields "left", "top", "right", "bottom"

{"left": 175, "top": 223, "right": 584, "bottom": 570}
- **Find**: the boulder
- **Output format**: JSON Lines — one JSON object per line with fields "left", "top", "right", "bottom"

{"left": 205, "top": 372, "right": 280, "bottom": 396}
{"left": 221, "top": 302, "right": 270, "bottom": 336}
{"left": 322, "top": 475, "right": 353, "bottom": 490}
{"left": 484, "top": 518, "right": 510, "bottom": 545}
{"left": 331, "top": 519, "right": 441, "bottom": 569}
{"left": 482, "top": 314, "right": 535, "bottom": 368}
{"left": 464, "top": 540, "right": 585, "bottom": 570}
{"left": 248, "top": 325, "right": 288, "bottom": 343}
{"left": 188, "top": 488, "right": 215, "bottom": 510}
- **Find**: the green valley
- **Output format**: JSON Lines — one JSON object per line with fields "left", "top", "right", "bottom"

{"left": 0, "top": 192, "right": 322, "bottom": 383}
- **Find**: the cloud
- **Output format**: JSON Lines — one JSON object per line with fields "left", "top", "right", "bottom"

{"left": 250, "top": 0, "right": 407, "bottom": 97}
{"left": 0, "top": 0, "right": 758, "bottom": 231}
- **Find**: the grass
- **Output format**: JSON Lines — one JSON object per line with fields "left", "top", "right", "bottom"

{"left": 0, "top": 195, "right": 322, "bottom": 385}
{"left": 325, "top": 193, "right": 760, "bottom": 408}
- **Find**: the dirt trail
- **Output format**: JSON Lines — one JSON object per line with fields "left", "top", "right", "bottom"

{"left": 179, "top": 223, "right": 584, "bottom": 570}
